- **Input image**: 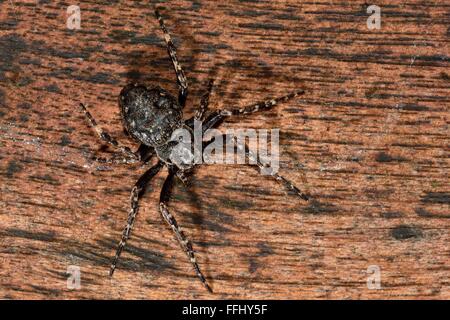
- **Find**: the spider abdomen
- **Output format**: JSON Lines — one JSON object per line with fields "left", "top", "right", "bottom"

{"left": 119, "top": 84, "right": 183, "bottom": 147}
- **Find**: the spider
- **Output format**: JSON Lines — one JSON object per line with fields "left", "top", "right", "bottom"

{"left": 79, "top": 9, "right": 309, "bottom": 293}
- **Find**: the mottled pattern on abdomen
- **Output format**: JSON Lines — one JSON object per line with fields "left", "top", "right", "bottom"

{"left": 119, "top": 84, "right": 183, "bottom": 147}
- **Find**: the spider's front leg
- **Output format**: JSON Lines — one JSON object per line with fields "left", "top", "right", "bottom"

{"left": 109, "top": 161, "right": 163, "bottom": 276}
{"left": 159, "top": 167, "right": 212, "bottom": 292}
{"left": 79, "top": 103, "right": 140, "bottom": 161}
{"left": 155, "top": 9, "right": 188, "bottom": 107}
{"left": 93, "top": 144, "right": 155, "bottom": 166}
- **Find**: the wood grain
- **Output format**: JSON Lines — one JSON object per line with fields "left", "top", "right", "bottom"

{"left": 0, "top": 0, "right": 448, "bottom": 299}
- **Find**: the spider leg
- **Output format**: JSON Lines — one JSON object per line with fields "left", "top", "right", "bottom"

{"left": 182, "top": 79, "right": 214, "bottom": 128}
{"left": 234, "top": 135, "right": 309, "bottom": 200}
{"left": 175, "top": 170, "right": 191, "bottom": 186}
{"left": 204, "top": 134, "right": 309, "bottom": 201}
{"left": 154, "top": 9, "right": 188, "bottom": 107}
{"left": 159, "top": 168, "right": 212, "bottom": 293}
{"left": 202, "top": 89, "right": 305, "bottom": 132}
{"left": 90, "top": 145, "right": 154, "bottom": 166}
{"left": 109, "top": 161, "right": 163, "bottom": 276}
{"left": 79, "top": 103, "right": 139, "bottom": 160}
{"left": 136, "top": 144, "right": 156, "bottom": 164}
{"left": 92, "top": 154, "right": 140, "bottom": 165}
{"left": 221, "top": 89, "right": 304, "bottom": 116}
{"left": 195, "top": 79, "right": 214, "bottom": 121}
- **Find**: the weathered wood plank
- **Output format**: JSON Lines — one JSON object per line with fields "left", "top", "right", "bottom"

{"left": 0, "top": 0, "right": 448, "bottom": 299}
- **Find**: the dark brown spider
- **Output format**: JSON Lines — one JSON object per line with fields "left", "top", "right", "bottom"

{"left": 79, "top": 9, "right": 308, "bottom": 293}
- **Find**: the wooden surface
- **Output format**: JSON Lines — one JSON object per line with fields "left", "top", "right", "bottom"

{"left": 0, "top": 0, "right": 449, "bottom": 299}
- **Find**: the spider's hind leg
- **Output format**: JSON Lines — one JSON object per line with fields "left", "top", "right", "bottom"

{"left": 109, "top": 161, "right": 163, "bottom": 276}
{"left": 91, "top": 154, "right": 140, "bottom": 165}
{"left": 154, "top": 9, "right": 188, "bottom": 107}
{"left": 159, "top": 167, "right": 212, "bottom": 292}
{"left": 79, "top": 103, "right": 139, "bottom": 161}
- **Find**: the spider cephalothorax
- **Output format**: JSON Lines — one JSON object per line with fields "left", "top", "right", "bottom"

{"left": 79, "top": 9, "right": 308, "bottom": 293}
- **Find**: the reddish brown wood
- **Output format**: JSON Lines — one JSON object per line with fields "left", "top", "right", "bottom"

{"left": 0, "top": 0, "right": 448, "bottom": 299}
